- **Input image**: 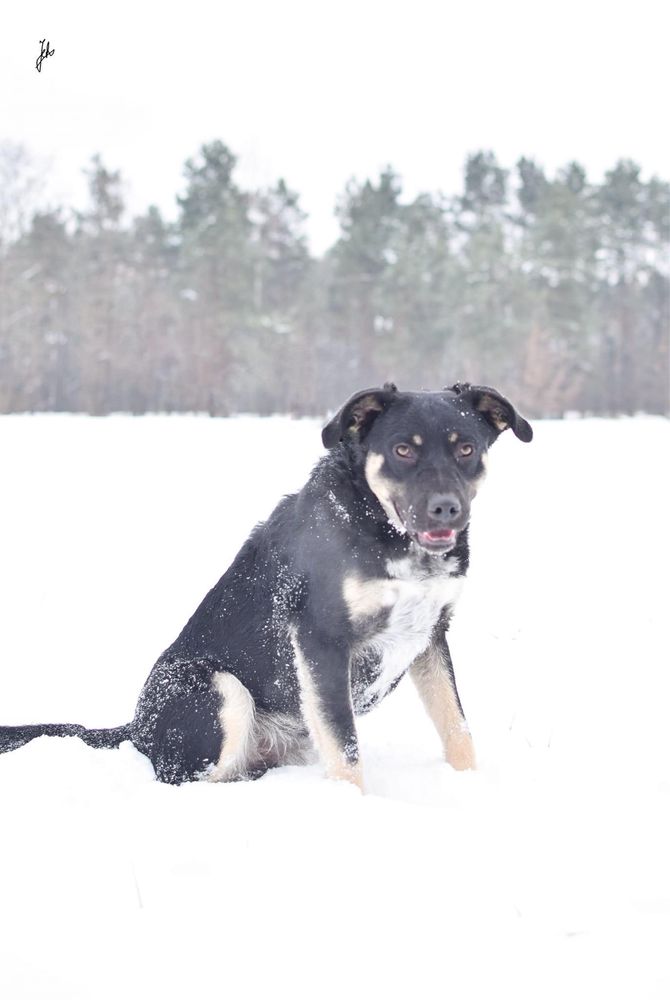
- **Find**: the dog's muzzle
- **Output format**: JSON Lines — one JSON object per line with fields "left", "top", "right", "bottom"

{"left": 394, "top": 491, "right": 469, "bottom": 553}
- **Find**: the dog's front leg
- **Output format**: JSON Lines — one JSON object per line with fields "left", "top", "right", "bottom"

{"left": 290, "top": 626, "right": 362, "bottom": 789}
{"left": 410, "top": 629, "right": 476, "bottom": 771}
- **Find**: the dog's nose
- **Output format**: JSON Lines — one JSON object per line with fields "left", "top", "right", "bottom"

{"left": 427, "top": 492, "right": 462, "bottom": 524}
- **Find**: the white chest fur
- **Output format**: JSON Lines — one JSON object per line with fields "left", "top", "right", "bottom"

{"left": 344, "top": 553, "right": 464, "bottom": 703}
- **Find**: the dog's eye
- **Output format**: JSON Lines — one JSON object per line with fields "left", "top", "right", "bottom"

{"left": 394, "top": 443, "right": 413, "bottom": 459}
{"left": 457, "top": 443, "right": 475, "bottom": 458}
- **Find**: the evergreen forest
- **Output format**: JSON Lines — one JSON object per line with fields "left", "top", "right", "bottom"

{"left": 1, "top": 140, "right": 667, "bottom": 417}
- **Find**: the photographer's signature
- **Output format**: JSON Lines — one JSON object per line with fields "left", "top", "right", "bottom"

{"left": 36, "top": 39, "right": 55, "bottom": 72}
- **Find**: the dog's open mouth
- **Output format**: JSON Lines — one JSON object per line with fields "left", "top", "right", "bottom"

{"left": 414, "top": 528, "right": 457, "bottom": 552}
{"left": 392, "top": 502, "right": 459, "bottom": 552}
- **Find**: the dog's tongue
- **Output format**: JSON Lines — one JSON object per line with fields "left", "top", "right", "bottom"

{"left": 418, "top": 528, "right": 455, "bottom": 543}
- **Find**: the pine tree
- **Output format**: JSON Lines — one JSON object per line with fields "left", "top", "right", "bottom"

{"left": 594, "top": 160, "right": 667, "bottom": 412}
{"left": 246, "top": 179, "right": 312, "bottom": 412}
{"left": 514, "top": 161, "right": 599, "bottom": 412}
{"left": 449, "top": 152, "right": 522, "bottom": 391}
{"left": 70, "top": 155, "right": 130, "bottom": 412}
{"left": 128, "top": 206, "right": 182, "bottom": 411}
{"left": 177, "top": 141, "right": 254, "bottom": 412}
{"left": 327, "top": 168, "right": 404, "bottom": 393}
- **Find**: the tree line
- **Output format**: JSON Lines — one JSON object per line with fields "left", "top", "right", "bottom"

{"left": 0, "top": 140, "right": 667, "bottom": 417}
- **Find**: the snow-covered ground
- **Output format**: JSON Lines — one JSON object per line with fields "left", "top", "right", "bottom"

{"left": 1, "top": 412, "right": 668, "bottom": 999}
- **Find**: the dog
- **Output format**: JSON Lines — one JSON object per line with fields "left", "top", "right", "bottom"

{"left": 0, "top": 383, "right": 532, "bottom": 788}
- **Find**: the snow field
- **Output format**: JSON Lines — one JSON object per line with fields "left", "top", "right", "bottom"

{"left": 1, "top": 413, "right": 669, "bottom": 999}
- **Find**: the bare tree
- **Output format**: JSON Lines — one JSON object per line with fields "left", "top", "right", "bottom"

{"left": 0, "top": 141, "right": 47, "bottom": 248}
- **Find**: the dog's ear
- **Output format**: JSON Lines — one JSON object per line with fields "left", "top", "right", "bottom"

{"left": 322, "top": 383, "right": 398, "bottom": 449}
{"left": 446, "top": 382, "right": 533, "bottom": 442}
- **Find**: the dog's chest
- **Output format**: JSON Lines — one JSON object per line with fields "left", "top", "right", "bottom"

{"left": 347, "top": 555, "right": 464, "bottom": 712}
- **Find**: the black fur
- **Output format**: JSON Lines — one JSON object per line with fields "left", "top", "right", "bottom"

{"left": 0, "top": 384, "right": 532, "bottom": 785}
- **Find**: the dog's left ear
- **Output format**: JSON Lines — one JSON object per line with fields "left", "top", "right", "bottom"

{"left": 322, "top": 383, "right": 398, "bottom": 449}
{"left": 447, "top": 383, "right": 533, "bottom": 442}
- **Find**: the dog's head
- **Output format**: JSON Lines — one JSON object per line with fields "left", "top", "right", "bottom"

{"left": 322, "top": 382, "right": 532, "bottom": 553}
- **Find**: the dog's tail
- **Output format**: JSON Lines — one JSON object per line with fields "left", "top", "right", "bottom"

{"left": 0, "top": 722, "right": 132, "bottom": 755}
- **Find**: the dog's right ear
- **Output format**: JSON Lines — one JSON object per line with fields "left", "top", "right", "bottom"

{"left": 322, "top": 383, "right": 398, "bottom": 449}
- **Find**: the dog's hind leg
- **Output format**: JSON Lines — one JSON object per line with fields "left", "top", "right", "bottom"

{"left": 206, "top": 672, "right": 257, "bottom": 782}
{"left": 133, "top": 660, "right": 261, "bottom": 784}
{"left": 132, "top": 659, "right": 226, "bottom": 784}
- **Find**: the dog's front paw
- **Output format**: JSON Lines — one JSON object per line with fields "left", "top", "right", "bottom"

{"left": 445, "top": 732, "right": 476, "bottom": 771}
{"left": 326, "top": 759, "right": 364, "bottom": 791}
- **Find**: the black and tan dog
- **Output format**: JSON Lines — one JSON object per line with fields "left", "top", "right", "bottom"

{"left": 0, "top": 383, "right": 532, "bottom": 788}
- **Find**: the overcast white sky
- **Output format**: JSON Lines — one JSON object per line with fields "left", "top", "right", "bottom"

{"left": 2, "top": 0, "right": 668, "bottom": 252}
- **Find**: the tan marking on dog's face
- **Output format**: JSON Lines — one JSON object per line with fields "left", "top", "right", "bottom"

{"left": 412, "top": 434, "right": 423, "bottom": 446}
{"left": 364, "top": 452, "right": 405, "bottom": 533}
{"left": 290, "top": 629, "right": 363, "bottom": 790}
{"left": 208, "top": 672, "right": 256, "bottom": 781}
{"left": 467, "top": 451, "right": 488, "bottom": 498}
{"left": 448, "top": 431, "right": 458, "bottom": 444}
{"left": 410, "top": 648, "right": 475, "bottom": 771}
